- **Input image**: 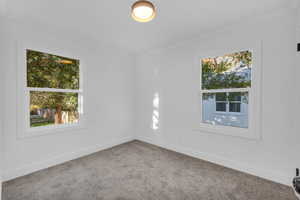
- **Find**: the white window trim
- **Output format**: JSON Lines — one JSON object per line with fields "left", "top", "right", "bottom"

{"left": 16, "top": 41, "right": 86, "bottom": 139}
{"left": 195, "top": 41, "right": 262, "bottom": 140}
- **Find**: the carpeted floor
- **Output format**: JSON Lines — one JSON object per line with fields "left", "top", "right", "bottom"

{"left": 2, "top": 140, "right": 297, "bottom": 200}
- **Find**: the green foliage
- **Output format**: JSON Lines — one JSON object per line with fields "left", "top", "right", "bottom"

{"left": 215, "top": 93, "right": 227, "bottom": 101}
{"left": 201, "top": 51, "right": 252, "bottom": 90}
{"left": 31, "top": 122, "right": 54, "bottom": 127}
{"left": 30, "top": 91, "right": 78, "bottom": 111}
{"left": 27, "top": 50, "right": 80, "bottom": 113}
{"left": 203, "top": 92, "right": 249, "bottom": 104}
{"left": 27, "top": 49, "right": 79, "bottom": 89}
{"left": 30, "top": 119, "right": 54, "bottom": 127}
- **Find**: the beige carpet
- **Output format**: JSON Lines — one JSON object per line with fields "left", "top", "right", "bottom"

{"left": 2, "top": 140, "right": 297, "bottom": 200}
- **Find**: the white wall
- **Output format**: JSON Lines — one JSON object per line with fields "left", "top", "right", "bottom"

{"left": 0, "top": 17, "right": 5, "bottom": 200}
{"left": 135, "top": 8, "right": 299, "bottom": 186}
{"left": 1, "top": 4, "right": 299, "bottom": 191}
{"left": 1, "top": 18, "right": 135, "bottom": 180}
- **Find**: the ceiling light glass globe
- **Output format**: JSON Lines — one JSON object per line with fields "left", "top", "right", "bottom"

{"left": 131, "top": 1, "right": 156, "bottom": 23}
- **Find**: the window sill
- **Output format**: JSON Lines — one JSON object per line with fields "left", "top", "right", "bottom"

{"left": 193, "top": 123, "right": 261, "bottom": 141}
{"left": 18, "top": 123, "right": 86, "bottom": 139}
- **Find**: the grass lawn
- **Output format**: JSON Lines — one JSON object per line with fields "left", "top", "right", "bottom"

{"left": 31, "top": 121, "right": 54, "bottom": 127}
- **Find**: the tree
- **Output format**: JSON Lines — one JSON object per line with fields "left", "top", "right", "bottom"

{"left": 30, "top": 92, "right": 78, "bottom": 124}
{"left": 201, "top": 51, "right": 252, "bottom": 90}
{"left": 27, "top": 50, "right": 79, "bottom": 125}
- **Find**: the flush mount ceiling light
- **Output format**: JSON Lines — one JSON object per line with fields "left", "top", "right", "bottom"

{"left": 131, "top": 0, "right": 156, "bottom": 23}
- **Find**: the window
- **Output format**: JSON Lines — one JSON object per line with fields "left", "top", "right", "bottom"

{"left": 201, "top": 50, "right": 251, "bottom": 129}
{"left": 27, "top": 49, "right": 82, "bottom": 128}
{"left": 215, "top": 93, "right": 227, "bottom": 112}
{"left": 215, "top": 92, "right": 244, "bottom": 113}
{"left": 228, "top": 92, "right": 242, "bottom": 113}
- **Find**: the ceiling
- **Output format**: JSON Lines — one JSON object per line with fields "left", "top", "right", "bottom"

{"left": 2, "top": 0, "right": 294, "bottom": 52}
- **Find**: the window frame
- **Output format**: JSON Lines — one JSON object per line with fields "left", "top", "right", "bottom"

{"left": 197, "top": 42, "right": 262, "bottom": 140}
{"left": 17, "top": 42, "right": 86, "bottom": 139}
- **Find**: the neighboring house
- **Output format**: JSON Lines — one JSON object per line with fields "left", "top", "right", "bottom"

{"left": 202, "top": 94, "right": 248, "bottom": 128}
{"left": 202, "top": 61, "right": 251, "bottom": 128}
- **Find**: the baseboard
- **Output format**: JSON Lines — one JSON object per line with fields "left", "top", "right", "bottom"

{"left": 0, "top": 178, "right": 2, "bottom": 200}
{"left": 0, "top": 169, "right": 3, "bottom": 200}
{"left": 3, "top": 135, "right": 291, "bottom": 187}
{"left": 3, "top": 136, "right": 134, "bottom": 181}
{"left": 136, "top": 136, "right": 291, "bottom": 186}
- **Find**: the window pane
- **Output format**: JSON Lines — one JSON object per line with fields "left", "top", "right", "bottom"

{"left": 201, "top": 50, "right": 252, "bottom": 90}
{"left": 30, "top": 91, "right": 79, "bottom": 127}
{"left": 216, "top": 103, "right": 226, "bottom": 112}
{"left": 216, "top": 93, "right": 227, "bottom": 101}
{"left": 27, "top": 49, "right": 80, "bottom": 89}
{"left": 228, "top": 92, "right": 242, "bottom": 101}
{"left": 229, "top": 103, "right": 241, "bottom": 112}
{"left": 202, "top": 92, "right": 248, "bottom": 128}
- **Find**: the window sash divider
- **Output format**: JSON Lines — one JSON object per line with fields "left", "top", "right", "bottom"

{"left": 201, "top": 88, "right": 250, "bottom": 94}
{"left": 27, "top": 87, "right": 82, "bottom": 93}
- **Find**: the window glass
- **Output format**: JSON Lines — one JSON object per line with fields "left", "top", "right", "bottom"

{"left": 228, "top": 92, "right": 242, "bottom": 101}
{"left": 27, "top": 49, "right": 82, "bottom": 129}
{"left": 201, "top": 50, "right": 251, "bottom": 129}
{"left": 30, "top": 91, "right": 79, "bottom": 127}
{"left": 216, "top": 103, "right": 226, "bottom": 112}
{"left": 216, "top": 93, "right": 227, "bottom": 101}
{"left": 202, "top": 91, "right": 248, "bottom": 128}
{"left": 27, "top": 49, "right": 80, "bottom": 89}
{"left": 201, "top": 51, "right": 252, "bottom": 90}
{"left": 229, "top": 103, "right": 241, "bottom": 112}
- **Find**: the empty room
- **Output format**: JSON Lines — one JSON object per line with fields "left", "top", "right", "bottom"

{"left": 0, "top": 0, "right": 300, "bottom": 199}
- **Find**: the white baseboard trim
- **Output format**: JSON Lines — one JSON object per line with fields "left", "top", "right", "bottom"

{"left": 3, "top": 136, "right": 134, "bottom": 182}
{"left": 3, "top": 135, "right": 292, "bottom": 187}
{"left": 136, "top": 136, "right": 291, "bottom": 186}
{"left": 0, "top": 179, "right": 2, "bottom": 200}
